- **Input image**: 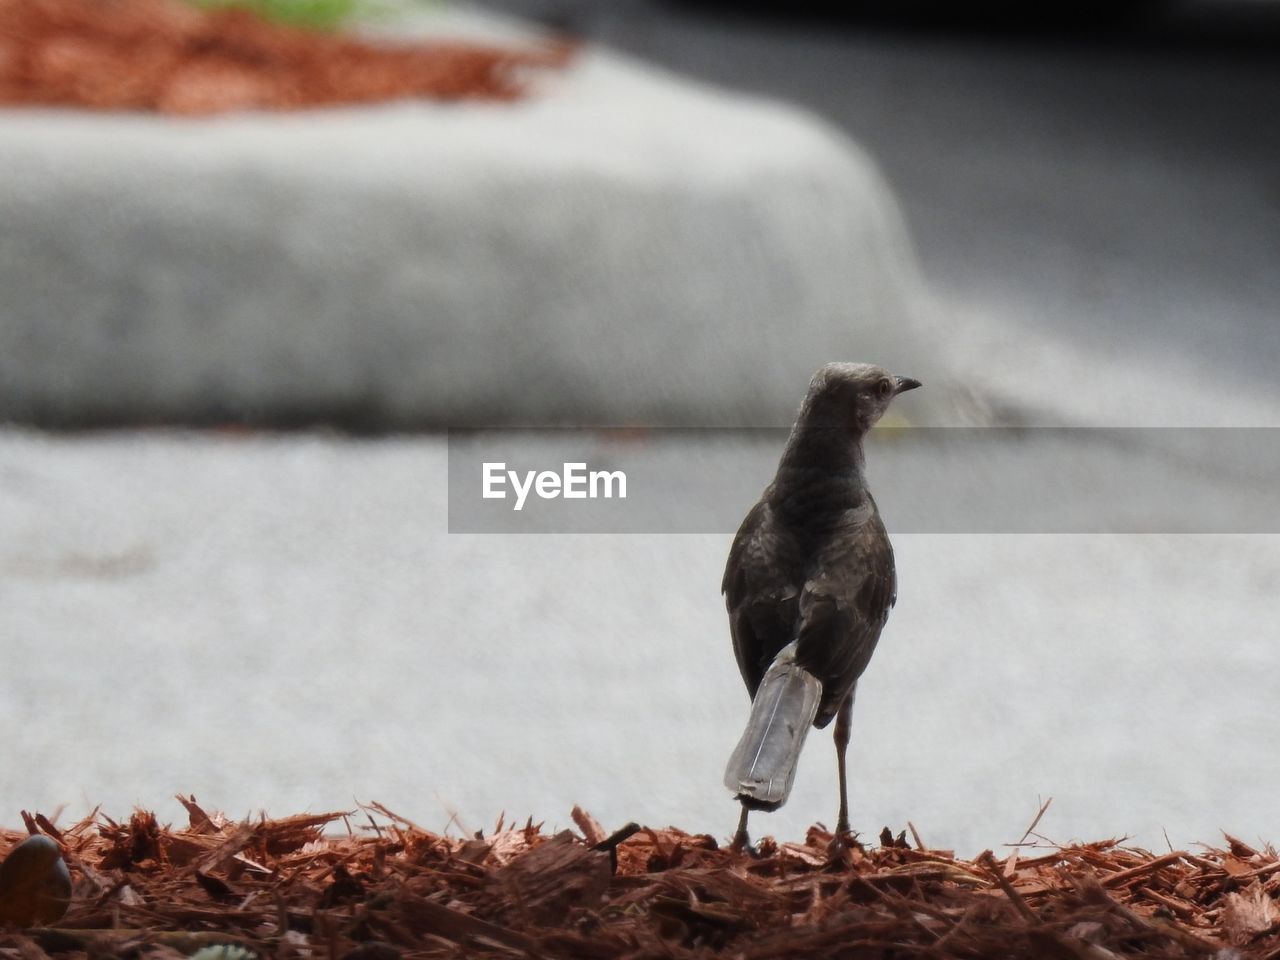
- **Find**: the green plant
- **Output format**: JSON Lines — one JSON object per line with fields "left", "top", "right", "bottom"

{"left": 189, "top": 0, "right": 368, "bottom": 30}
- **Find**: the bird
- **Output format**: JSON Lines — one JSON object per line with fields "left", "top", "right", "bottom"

{"left": 722, "top": 361, "right": 920, "bottom": 851}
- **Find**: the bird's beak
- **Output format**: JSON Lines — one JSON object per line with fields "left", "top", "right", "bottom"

{"left": 895, "top": 376, "right": 922, "bottom": 393}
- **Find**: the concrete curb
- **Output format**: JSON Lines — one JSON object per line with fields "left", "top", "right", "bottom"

{"left": 0, "top": 7, "right": 945, "bottom": 427}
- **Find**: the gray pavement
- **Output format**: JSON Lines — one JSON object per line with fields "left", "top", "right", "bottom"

{"left": 488, "top": 1, "right": 1280, "bottom": 425}
{"left": 2, "top": 427, "right": 1277, "bottom": 854}
{"left": 6, "top": 4, "right": 1277, "bottom": 427}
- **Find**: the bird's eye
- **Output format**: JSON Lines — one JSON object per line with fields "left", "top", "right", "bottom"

{"left": 876, "top": 378, "right": 893, "bottom": 399}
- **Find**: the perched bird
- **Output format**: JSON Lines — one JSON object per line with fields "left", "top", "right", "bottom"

{"left": 722, "top": 362, "right": 920, "bottom": 850}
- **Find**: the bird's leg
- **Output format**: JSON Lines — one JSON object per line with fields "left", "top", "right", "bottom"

{"left": 829, "top": 688, "right": 855, "bottom": 854}
{"left": 834, "top": 690, "right": 853, "bottom": 833}
{"left": 731, "top": 803, "right": 751, "bottom": 853}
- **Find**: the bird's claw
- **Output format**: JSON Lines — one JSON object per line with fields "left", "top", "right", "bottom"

{"left": 730, "top": 833, "right": 762, "bottom": 859}
{"left": 826, "top": 829, "right": 859, "bottom": 862}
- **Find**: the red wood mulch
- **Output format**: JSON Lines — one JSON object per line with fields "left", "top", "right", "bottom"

{"left": 2, "top": 797, "right": 1279, "bottom": 958}
{"left": 0, "top": 0, "right": 571, "bottom": 113}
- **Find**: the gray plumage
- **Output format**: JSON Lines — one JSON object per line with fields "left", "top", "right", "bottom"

{"left": 723, "top": 638, "right": 822, "bottom": 808}
{"left": 723, "top": 361, "right": 919, "bottom": 847}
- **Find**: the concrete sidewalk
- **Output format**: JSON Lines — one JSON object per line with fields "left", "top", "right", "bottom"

{"left": 2, "top": 427, "right": 1276, "bottom": 853}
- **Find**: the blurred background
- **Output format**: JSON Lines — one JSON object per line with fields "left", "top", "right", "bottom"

{"left": 1, "top": 0, "right": 1278, "bottom": 854}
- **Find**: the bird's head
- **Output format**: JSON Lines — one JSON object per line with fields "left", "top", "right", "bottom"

{"left": 802, "top": 361, "right": 922, "bottom": 435}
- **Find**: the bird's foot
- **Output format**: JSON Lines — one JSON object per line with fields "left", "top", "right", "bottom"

{"left": 730, "top": 830, "right": 762, "bottom": 858}
{"left": 826, "top": 825, "right": 860, "bottom": 863}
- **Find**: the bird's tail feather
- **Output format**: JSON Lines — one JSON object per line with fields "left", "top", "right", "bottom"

{"left": 723, "top": 640, "right": 823, "bottom": 810}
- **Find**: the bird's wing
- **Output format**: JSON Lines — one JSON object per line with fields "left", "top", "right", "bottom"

{"left": 723, "top": 496, "right": 804, "bottom": 698}
{"left": 794, "top": 511, "right": 897, "bottom": 726}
